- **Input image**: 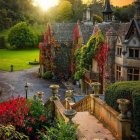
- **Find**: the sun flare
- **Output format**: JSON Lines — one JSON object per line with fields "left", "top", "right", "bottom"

{"left": 33, "top": 0, "right": 59, "bottom": 11}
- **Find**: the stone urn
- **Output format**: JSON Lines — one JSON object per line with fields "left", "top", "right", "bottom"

{"left": 37, "top": 91, "right": 44, "bottom": 103}
{"left": 90, "top": 82, "right": 101, "bottom": 96}
{"left": 65, "top": 90, "right": 73, "bottom": 101}
{"left": 64, "top": 109, "right": 77, "bottom": 124}
{"left": 117, "top": 99, "right": 130, "bottom": 119}
{"left": 49, "top": 84, "right": 60, "bottom": 100}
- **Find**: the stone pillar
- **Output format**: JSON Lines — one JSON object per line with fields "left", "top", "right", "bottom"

{"left": 117, "top": 117, "right": 131, "bottom": 140}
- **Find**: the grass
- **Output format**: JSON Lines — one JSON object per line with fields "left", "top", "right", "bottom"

{"left": 0, "top": 49, "right": 39, "bottom": 71}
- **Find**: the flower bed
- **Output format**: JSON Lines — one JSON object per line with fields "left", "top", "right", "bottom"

{"left": 0, "top": 97, "right": 78, "bottom": 140}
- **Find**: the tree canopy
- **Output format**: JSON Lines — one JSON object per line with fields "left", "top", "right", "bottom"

{"left": 0, "top": 0, "right": 135, "bottom": 31}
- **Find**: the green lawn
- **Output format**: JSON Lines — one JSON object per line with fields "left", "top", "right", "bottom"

{"left": 0, "top": 49, "right": 39, "bottom": 71}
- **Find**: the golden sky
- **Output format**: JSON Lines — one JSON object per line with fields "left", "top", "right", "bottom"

{"left": 83, "top": 0, "right": 133, "bottom": 7}
{"left": 111, "top": 0, "right": 133, "bottom": 7}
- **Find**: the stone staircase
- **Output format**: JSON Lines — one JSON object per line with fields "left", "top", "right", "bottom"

{"left": 61, "top": 94, "right": 131, "bottom": 140}
{"left": 73, "top": 112, "right": 116, "bottom": 140}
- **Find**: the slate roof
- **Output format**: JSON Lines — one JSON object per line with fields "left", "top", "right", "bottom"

{"left": 51, "top": 23, "right": 93, "bottom": 44}
{"left": 52, "top": 23, "right": 75, "bottom": 43}
{"left": 95, "top": 22, "right": 131, "bottom": 42}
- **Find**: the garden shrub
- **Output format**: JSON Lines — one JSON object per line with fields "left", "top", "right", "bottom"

{"left": 105, "top": 81, "right": 140, "bottom": 138}
{"left": 8, "top": 22, "right": 38, "bottom": 49}
{"left": 0, "top": 97, "right": 49, "bottom": 139}
{"left": 39, "top": 120, "right": 78, "bottom": 140}
{"left": 42, "top": 71, "right": 53, "bottom": 80}
{"left": 105, "top": 81, "right": 140, "bottom": 111}
{"left": 0, "top": 124, "right": 28, "bottom": 140}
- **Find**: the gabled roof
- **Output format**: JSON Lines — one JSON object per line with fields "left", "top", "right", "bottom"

{"left": 125, "top": 19, "right": 140, "bottom": 40}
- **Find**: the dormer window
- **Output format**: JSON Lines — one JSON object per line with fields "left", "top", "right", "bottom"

{"left": 129, "top": 48, "right": 139, "bottom": 58}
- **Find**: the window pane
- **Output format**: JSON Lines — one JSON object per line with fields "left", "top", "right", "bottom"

{"left": 134, "top": 75, "right": 139, "bottom": 80}
{"left": 128, "top": 69, "right": 133, "bottom": 73}
{"left": 128, "top": 74, "right": 133, "bottom": 80}
{"left": 135, "top": 50, "right": 139, "bottom": 58}
{"left": 134, "top": 69, "right": 139, "bottom": 74}
{"left": 129, "top": 49, "right": 134, "bottom": 57}
{"left": 120, "top": 48, "right": 122, "bottom": 56}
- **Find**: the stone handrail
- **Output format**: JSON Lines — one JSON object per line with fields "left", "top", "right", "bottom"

{"left": 71, "top": 95, "right": 91, "bottom": 112}
{"left": 53, "top": 99, "right": 68, "bottom": 122}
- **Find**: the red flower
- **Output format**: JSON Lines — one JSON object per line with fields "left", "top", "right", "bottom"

{"left": 27, "top": 127, "right": 33, "bottom": 132}
{"left": 39, "top": 115, "right": 46, "bottom": 122}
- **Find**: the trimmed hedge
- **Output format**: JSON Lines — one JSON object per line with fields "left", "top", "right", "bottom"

{"left": 105, "top": 81, "right": 140, "bottom": 138}
{"left": 105, "top": 81, "right": 140, "bottom": 111}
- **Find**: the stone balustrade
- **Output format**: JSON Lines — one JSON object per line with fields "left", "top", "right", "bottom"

{"left": 64, "top": 95, "right": 131, "bottom": 140}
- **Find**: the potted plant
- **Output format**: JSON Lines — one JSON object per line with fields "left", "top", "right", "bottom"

{"left": 117, "top": 98, "right": 130, "bottom": 119}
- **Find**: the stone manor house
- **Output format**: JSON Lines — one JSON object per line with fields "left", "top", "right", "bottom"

{"left": 39, "top": 0, "right": 140, "bottom": 87}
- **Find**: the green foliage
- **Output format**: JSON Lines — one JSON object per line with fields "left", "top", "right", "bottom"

{"left": 8, "top": 22, "right": 38, "bottom": 49}
{"left": 56, "top": 1, "right": 73, "bottom": 22}
{"left": 132, "top": 92, "right": 140, "bottom": 139}
{"left": 27, "top": 99, "right": 46, "bottom": 119}
{"left": 114, "top": 4, "right": 135, "bottom": 22}
{"left": 0, "top": 124, "right": 29, "bottom": 140}
{"left": 42, "top": 71, "right": 53, "bottom": 80}
{"left": 24, "top": 99, "right": 48, "bottom": 138}
{"left": 39, "top": 120, "right": 78, "bottom": 140}
{"left": 74, "top": 30, "right": 104, "bottom": 80}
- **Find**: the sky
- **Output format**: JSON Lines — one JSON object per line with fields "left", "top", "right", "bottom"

{"left": 33, "top": 0, "right": 134, "bottom": 11}
{"left": 111, "top": 0, "right": 133, "bottom": 7}
{"left": 83, "top": 0, "right": 133, "bottom": 7}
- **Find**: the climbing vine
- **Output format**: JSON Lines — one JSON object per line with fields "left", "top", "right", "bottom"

{"left": 74, "top": 29, "right": 108, "bottom": 80}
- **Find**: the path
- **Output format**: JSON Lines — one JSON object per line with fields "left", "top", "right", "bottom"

{"left": 0, "top": 67, "right": 66, "bottom": 102}
{"left": 73, "top": 112, "right": 116, "bottom": 140}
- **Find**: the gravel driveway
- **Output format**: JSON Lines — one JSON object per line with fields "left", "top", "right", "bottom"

{"left": 0, "top": 67, "right": 66, "bottom": 102}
